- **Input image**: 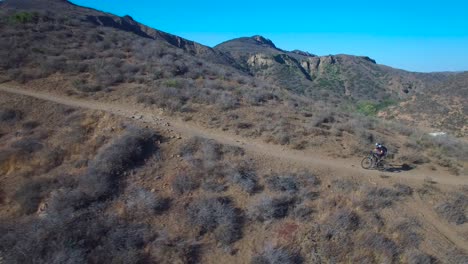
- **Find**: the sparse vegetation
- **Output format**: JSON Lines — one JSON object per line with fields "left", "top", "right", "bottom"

{"left": 187, "top": 197, "right": 243, "bottom": 245}
{"left": 405, "top": 250, "right": 437, "bottom": 264}
{"left": 292, "top": 203, "right": 315, "bottom": 221}
{"left": 125, "top": 188, "right": 170, "bottom": 216}
{"left": 359, "top": 232, "right": 400, "bottom": 262}
{"left": 14, "top": 178, "right": 53, "bottom": 214}
{"left": 391, "top": 219, "right": 423, "bottom": 249}
{"left": 12, "top": 134, "right": 41, "bottom": 150}
{"left": 229, "top": 166, "right": 259, "bottom": 194}
{"left": 435, "top": 192, "right": 467, "bottom": 225}
{"left": 266, "top": 174, "right": 298, "bottom": 193}
{"left": 9, "top": 11, "right": 39, "bottom": 24}
{"left": 249, "top": 195, "right": 295, "bottom": 222}
{"left": 172, "top": 173, "right": 199, "bottom": 194}
{"left": 79, "top": 127, "right": 159, "bottom": 199}
{"left": 357, "top": 99, "right": 397, "bottom": 116}
{"left": 251, "top": 247, "right": 302, "bottom": 264}
{"left": 0, "top": 108, "right": 23, "bottom": 122}
{"left": 393, "top": 183, "right": 414, "bottom": 196}
{"left": 323, "top": 209, "right": 361, "bottom": 235}
{"left": 362, "top": 186, "right": 412, "bottom": 210}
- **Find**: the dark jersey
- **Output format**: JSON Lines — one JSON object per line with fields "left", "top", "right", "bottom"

{"left": 376, "top": 146, "right": 387, "bottom": 156}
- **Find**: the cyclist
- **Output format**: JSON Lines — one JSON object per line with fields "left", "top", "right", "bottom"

{"left": 373, "top": 143, "right": 388, "bottom": 162}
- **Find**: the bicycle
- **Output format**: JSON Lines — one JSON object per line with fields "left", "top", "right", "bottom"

{"left": 361, "top": 152, "right": 387, "bottom": 170}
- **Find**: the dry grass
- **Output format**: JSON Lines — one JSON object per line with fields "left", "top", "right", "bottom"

{"left": 79, "top": 127, "right": 159, "bottom": 199}
{"left": 435, "top": 191, "right": 467, "bottom": 225}
{"left": 187, "top": 196, "right": 243, "bottom": 245}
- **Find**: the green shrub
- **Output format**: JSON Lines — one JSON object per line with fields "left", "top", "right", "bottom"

{"left": 9, "top": 12, "right": 38, "bottom": 24}
{"left": 357, "top": 102, "right": 378, "bottom": 116}
{"left": 357, "top": 99, "right": 397, "bottom": 116}
{"left": 164, "top": 79, "right": 181, "bottom": 88}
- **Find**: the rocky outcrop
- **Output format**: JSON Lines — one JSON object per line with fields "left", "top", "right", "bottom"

{"left": 360, "top": 56, "right": 377, "bottom": 64}
{"left": 299, "top": 56, "right": 337, "bottom": 76}
{"left": 252, "top": 35, "right": 277, "bottom": 48}
{"left": 291, "top": 50, "right": 317, "bottom": 57}
{"left": 247, "top": 54, "right": 276, "bottom": 68}
{"left": 84, "top": 15, "right": 200, "bottom": 52}
{"left": 85, "top": 15, "right": 152, "bottom": 39}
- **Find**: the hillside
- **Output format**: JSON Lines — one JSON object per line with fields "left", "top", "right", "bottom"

{"left": 216, "top": 35, "right": 418, "bottom": 98}
{"left": 1, "top": 0, "right": 467, "bottom": 134}
{"left": 216, "top": 36, "right": 467, "bottom": 133}
{"left": 0, "top": 0, "right": 467, "bottom": 263}
{"left": 1, "top": 85, "right": 467, "bottom": 264}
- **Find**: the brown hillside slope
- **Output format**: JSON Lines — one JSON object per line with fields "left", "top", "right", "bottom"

{"left": 0, "top": 89, "right": 467, "bottom": 263}
{"left": 1, "top": 84, "right": 466, "bottom": 185}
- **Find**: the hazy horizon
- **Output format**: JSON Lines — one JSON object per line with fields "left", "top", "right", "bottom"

{"left": 70, "top": 0, "right": 468, "bottom": 73}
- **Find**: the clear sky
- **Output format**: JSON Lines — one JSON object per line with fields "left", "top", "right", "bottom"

{"left": 70, "top": 0, "right": 468, "bottom": 72}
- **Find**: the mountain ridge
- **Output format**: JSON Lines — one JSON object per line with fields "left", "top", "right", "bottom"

{"left": 215, "top": 35, "right": 466, "bottom": 134}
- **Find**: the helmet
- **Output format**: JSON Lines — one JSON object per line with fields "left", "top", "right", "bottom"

{"left": 375, "top": 143, "right": 379, "bottom": 146}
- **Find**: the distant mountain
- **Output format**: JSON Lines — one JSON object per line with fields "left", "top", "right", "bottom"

{"left": 215, "top": 36, "right": 466, "bottom": 133}
{"left": 216, "top": 36, "right": 430, "bottom": 100}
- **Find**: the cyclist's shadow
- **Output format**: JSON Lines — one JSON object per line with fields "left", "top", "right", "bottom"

{"left": 382, "top": 163, "right": 414, "bottom": 173}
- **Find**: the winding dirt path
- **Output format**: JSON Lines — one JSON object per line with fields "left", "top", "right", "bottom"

{"left": 1, "top": 85, "right": 467, "bottom": 186}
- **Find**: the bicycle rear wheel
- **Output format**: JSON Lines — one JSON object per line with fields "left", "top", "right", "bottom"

{"left": 361, "top": 157, "right": 373, "bottom": 169}
{"left": 376, "top": 161, "right": 387, "bottom": 171}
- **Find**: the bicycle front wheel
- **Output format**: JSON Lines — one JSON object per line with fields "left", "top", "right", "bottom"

{"left": 361, "top": 157, "right": 373, "bottom": 169}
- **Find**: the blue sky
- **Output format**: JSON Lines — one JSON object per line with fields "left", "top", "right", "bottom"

{"left": 70, "top": 0, "right": 468, "bottom": 72}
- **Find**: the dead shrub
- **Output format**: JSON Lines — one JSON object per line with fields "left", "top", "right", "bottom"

{"left": 362, "top": 186, "right": 412, "bottom": 211}
{"left": 148, "top": 238, "right": 200, "bottom": 264}
{"left": 251, "top": 247, "right": 303, "bottom": 264}
{"left": 322, "top": 209, "right": 361, "bottom": 239}
{"left": 435, "top": 192, "right": 467, "bottom": 225}
{"left": 399, "top": 151, "right": 430, "bottom": 165}
{"left": 405, "top": 250, "right": 437, "bottom": 264}
{"left": 72, "top": 79, "right": 101, "bottom": 93}
{"left": 172, "top": 173, "right": 199, "bottom": 195}
{"left": 228, "top": 167, "right": 259, "bottom": 194}
{"left": 136, "top": 93, "right": 156, "bottom": 105}
{"left": 248, "top": 195, "right": 295, "bottom": 222}
{"left": 14, "top": 178, "right": 53, "bottom": 214}
{"left": 11, "top": 137, "right": 43, "bottom": 154}
{"left": 79, "top": 128, "right": 159, "bottom": 198}
{"left": 358, "top": 232, "right": 400, "bottom": 263}
{"left": 187, "top": 196, "right": 242, "bottom": 245}
{"left": 201, "top": 180, "right": 227, "bottom": 193}
{"left": 266, "top": 175, "right": 298, "bottom": 193}
{"left": 125, "top": 188, "right": 170, "bottom": 216}
{"left": 22, "top": 120, "right": 40, "bottom": 130}
{"left": 0, "top": 108, "right": 23, "bottom": 123}
{"left": 293, "top": 203, "right": 315, "bottom": 221}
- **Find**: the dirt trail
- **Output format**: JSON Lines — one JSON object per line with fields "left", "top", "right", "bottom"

{"left": 1, "top": 85, "right": 467, "bottom": 186}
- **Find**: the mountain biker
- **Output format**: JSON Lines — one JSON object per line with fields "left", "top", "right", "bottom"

{"left": 373, "top": 143, "right": 387, "bottom": 161}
